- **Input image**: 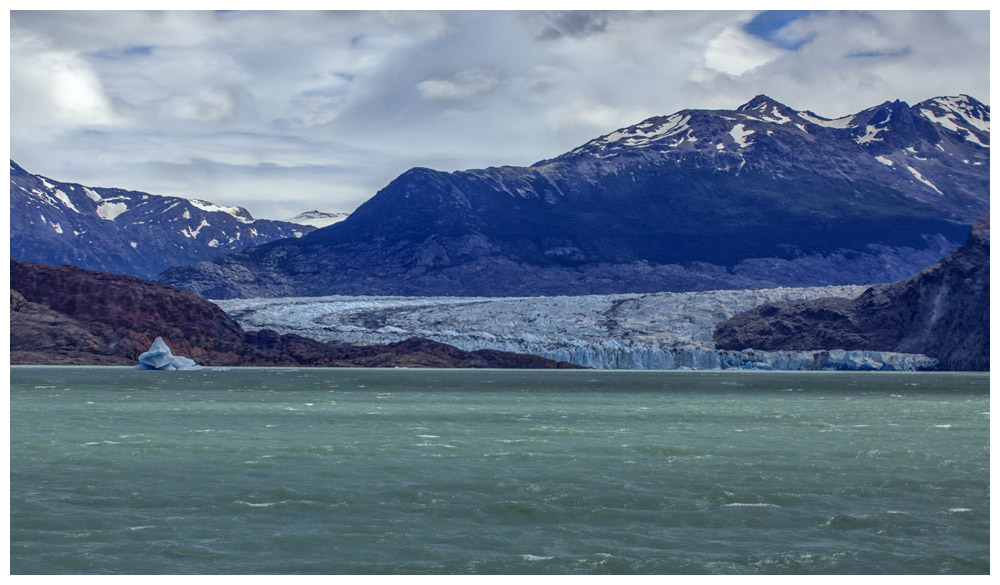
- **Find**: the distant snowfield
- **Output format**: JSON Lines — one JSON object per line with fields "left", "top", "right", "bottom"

{"left": 213, "top": 286, "right": 939, "bottom": 371}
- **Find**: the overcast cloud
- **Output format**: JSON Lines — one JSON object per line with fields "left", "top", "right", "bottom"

{"left": 8, "top": 10, "right": 990, "bottom": 220}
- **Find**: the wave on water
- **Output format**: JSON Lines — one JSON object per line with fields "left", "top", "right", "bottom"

{"left": 521, "top": 554, "right": 555, "bottom": 561}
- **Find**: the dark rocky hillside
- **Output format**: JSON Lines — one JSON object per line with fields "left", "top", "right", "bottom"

{"left": 159, "top": 95, "right": 987, "bottom": 299}
{"left": 713, "top": 217, "right": 989, "bottom": 371}
{"left": 10, "top": 161, "right": 315, "bottom": 279}
{"left": 9, "top": 258, "right": 580, "bottom": 368}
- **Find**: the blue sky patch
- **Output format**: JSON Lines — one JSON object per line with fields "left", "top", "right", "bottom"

{"left": 847, "top": 47, "right": 913, "bottom": 58}
{"left": 743, "top": 11, "right": 813, "bottom": 50}
{"left": 90, "top": 45, "right": 155, "bottom": 59}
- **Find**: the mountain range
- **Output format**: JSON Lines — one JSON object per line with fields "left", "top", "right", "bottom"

{"left": 157, "top": 94, "right": 989, "bottom": 299}
{"left": 9, "top": 161, "right": 317, "bottom": 279}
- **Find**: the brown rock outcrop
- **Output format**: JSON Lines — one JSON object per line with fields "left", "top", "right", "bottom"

{"left": 713, "top": 218, "right": 989, "bottom": 371}
{"left": 10, "top": 258, "right": 581, "bottom": 369}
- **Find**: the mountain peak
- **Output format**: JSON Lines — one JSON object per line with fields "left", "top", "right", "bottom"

{"left": 736, "top": 94, "right": 791, "bottom": 113}
{"left": 914, "top": 94, "right": 989, "bottom": 143}
{"left": 285, "top": 209, "right": 350, "bottom": 229}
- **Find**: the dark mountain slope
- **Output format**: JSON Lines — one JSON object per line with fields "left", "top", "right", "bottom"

{"left": 157, "top": 94, "right": 988, "bottom": 299}
{"left": 10, "top": 161, "right": 315, "bottom": 279}
{"left": 713, "top": 217, "right": 989, "bottom": 371}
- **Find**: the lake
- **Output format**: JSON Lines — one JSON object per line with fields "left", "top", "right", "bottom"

{"left": 9, "top": 367, "right": 989, "bottom": 574}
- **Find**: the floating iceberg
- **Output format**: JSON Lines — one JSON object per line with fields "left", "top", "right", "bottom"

{"left": 135, "top": 337, "right": 203, "bottom": 370}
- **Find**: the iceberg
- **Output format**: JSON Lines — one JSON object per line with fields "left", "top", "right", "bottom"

{"left": 135, "top": 337, "right": 204, "bottom": 370}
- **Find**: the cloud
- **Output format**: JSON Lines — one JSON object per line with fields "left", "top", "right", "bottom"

{"left": 535, "top": 11, "right": 610, "bottom": 41}
{"left": 164, "top": 88, "right": 242, "bottom": 122}
{"left": 8, "top": 10, "right": 990, "bottom": 221}
{"left": 9, "top": 30, "right": 121, "bottom": 143}
{"left": 703, "top": 26, "right": 786, "bottom": 75}
{"left": 416, "top": 68, "right": 502, "bottom": 101}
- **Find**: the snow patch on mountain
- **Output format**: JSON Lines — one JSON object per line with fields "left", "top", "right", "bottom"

{"left": 182, "top": 218, "right": 211, "bottom": 239}
{"left": 928, "top": 95, "right": 990, "bottom": 132}
{"left": 190, "top": 199, "right": 253, "bottom": 223}
{"left": 855, "top": 125, "right": 884, "bottom": 144}
{"left": 906, "top": 166, "right": 943, "bottom": 195}
{"left": 52, "top": 189, "right": 79, "bottom": 213}
{"left": 797, "top": 111, "right": 853, "bottom": 128}
{"left": 729, "top": 124, "right": 754, "bottom": 148}
{"left": 581, "top": 113, "right": 694, "bottom": 153}
{"left": 285, "top": 210, "right": 350, "bottom": 228}
{"left": 96, "top": 200, "right": 128, "bottom": 221}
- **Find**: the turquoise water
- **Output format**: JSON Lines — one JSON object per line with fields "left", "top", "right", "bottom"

{"left": 10, "top": 367, "right": 989, "bottom": 574}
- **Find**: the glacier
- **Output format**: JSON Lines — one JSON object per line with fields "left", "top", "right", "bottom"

{"left": 135, "top": 337, "right": 203, "bottom": 370}
{"left": 213, "top": 285, "right": 938, "bottom": 371}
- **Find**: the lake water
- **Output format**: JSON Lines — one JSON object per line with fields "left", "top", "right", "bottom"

{"left": 10, "top": 367, "right": 989, "bottom": 574}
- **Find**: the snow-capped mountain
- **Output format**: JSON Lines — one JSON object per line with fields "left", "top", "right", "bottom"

{"left": 10, "top": 161, "right": 316, "bottom": 279}
{"left": 157, "top": 94, "right": 989, "bottom": 299}
{"left": 284, "top": 210, "right": 350, "bottom": 228}
{"left": 557, "top": 94, "right": 987, "bottom": 220}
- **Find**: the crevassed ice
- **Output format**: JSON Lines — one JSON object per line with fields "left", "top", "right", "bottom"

{"left": 209, "top": 286, "right": 942, "bottom": 371}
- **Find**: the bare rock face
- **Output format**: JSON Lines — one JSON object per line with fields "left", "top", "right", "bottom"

{"left": 9, "top": 258, "right": 580, "bottom": 369}
{"left": 713, "top": 218, "right": 989, "bottom": 370}
{"left": 10, "top": 289, "right": 131, "bottom": 365}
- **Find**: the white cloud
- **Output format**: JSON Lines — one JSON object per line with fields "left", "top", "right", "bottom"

{"left": 8, "top": 10, "right": 990, "bottom": 220}
{"left": 416, "top": 68, "right": 503, "bottom": 100}
{"left": 703, "top": 26, "right": 785, "bottom": 76}
{"left": 10, "top": 31, "right": 121, "bottom": 144}
{"left": 164, "top": 88, "right": 241, "bottom": 122}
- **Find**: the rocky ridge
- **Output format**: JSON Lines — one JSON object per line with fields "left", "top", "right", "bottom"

{"left": 713, "top": 217, "right": 989, "bottom": 371}
{"left": 9, "top": 161, "right": 316, "bottom": 279}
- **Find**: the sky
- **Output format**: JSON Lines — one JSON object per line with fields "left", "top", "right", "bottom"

{"left": 8, "top": 8, "right": 991, "bottom": 220}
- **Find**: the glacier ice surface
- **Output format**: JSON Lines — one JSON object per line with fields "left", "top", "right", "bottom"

{"left": 213, "top": 286, "right": 938, "bottom": 371}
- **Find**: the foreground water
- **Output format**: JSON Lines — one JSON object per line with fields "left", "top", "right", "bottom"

{"left": 10, "top": 367, "right": 989, "bottom": 574}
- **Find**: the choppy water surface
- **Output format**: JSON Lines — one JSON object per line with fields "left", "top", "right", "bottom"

{"left": 10, "top": 367, "right": 989, "bottom": 574}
